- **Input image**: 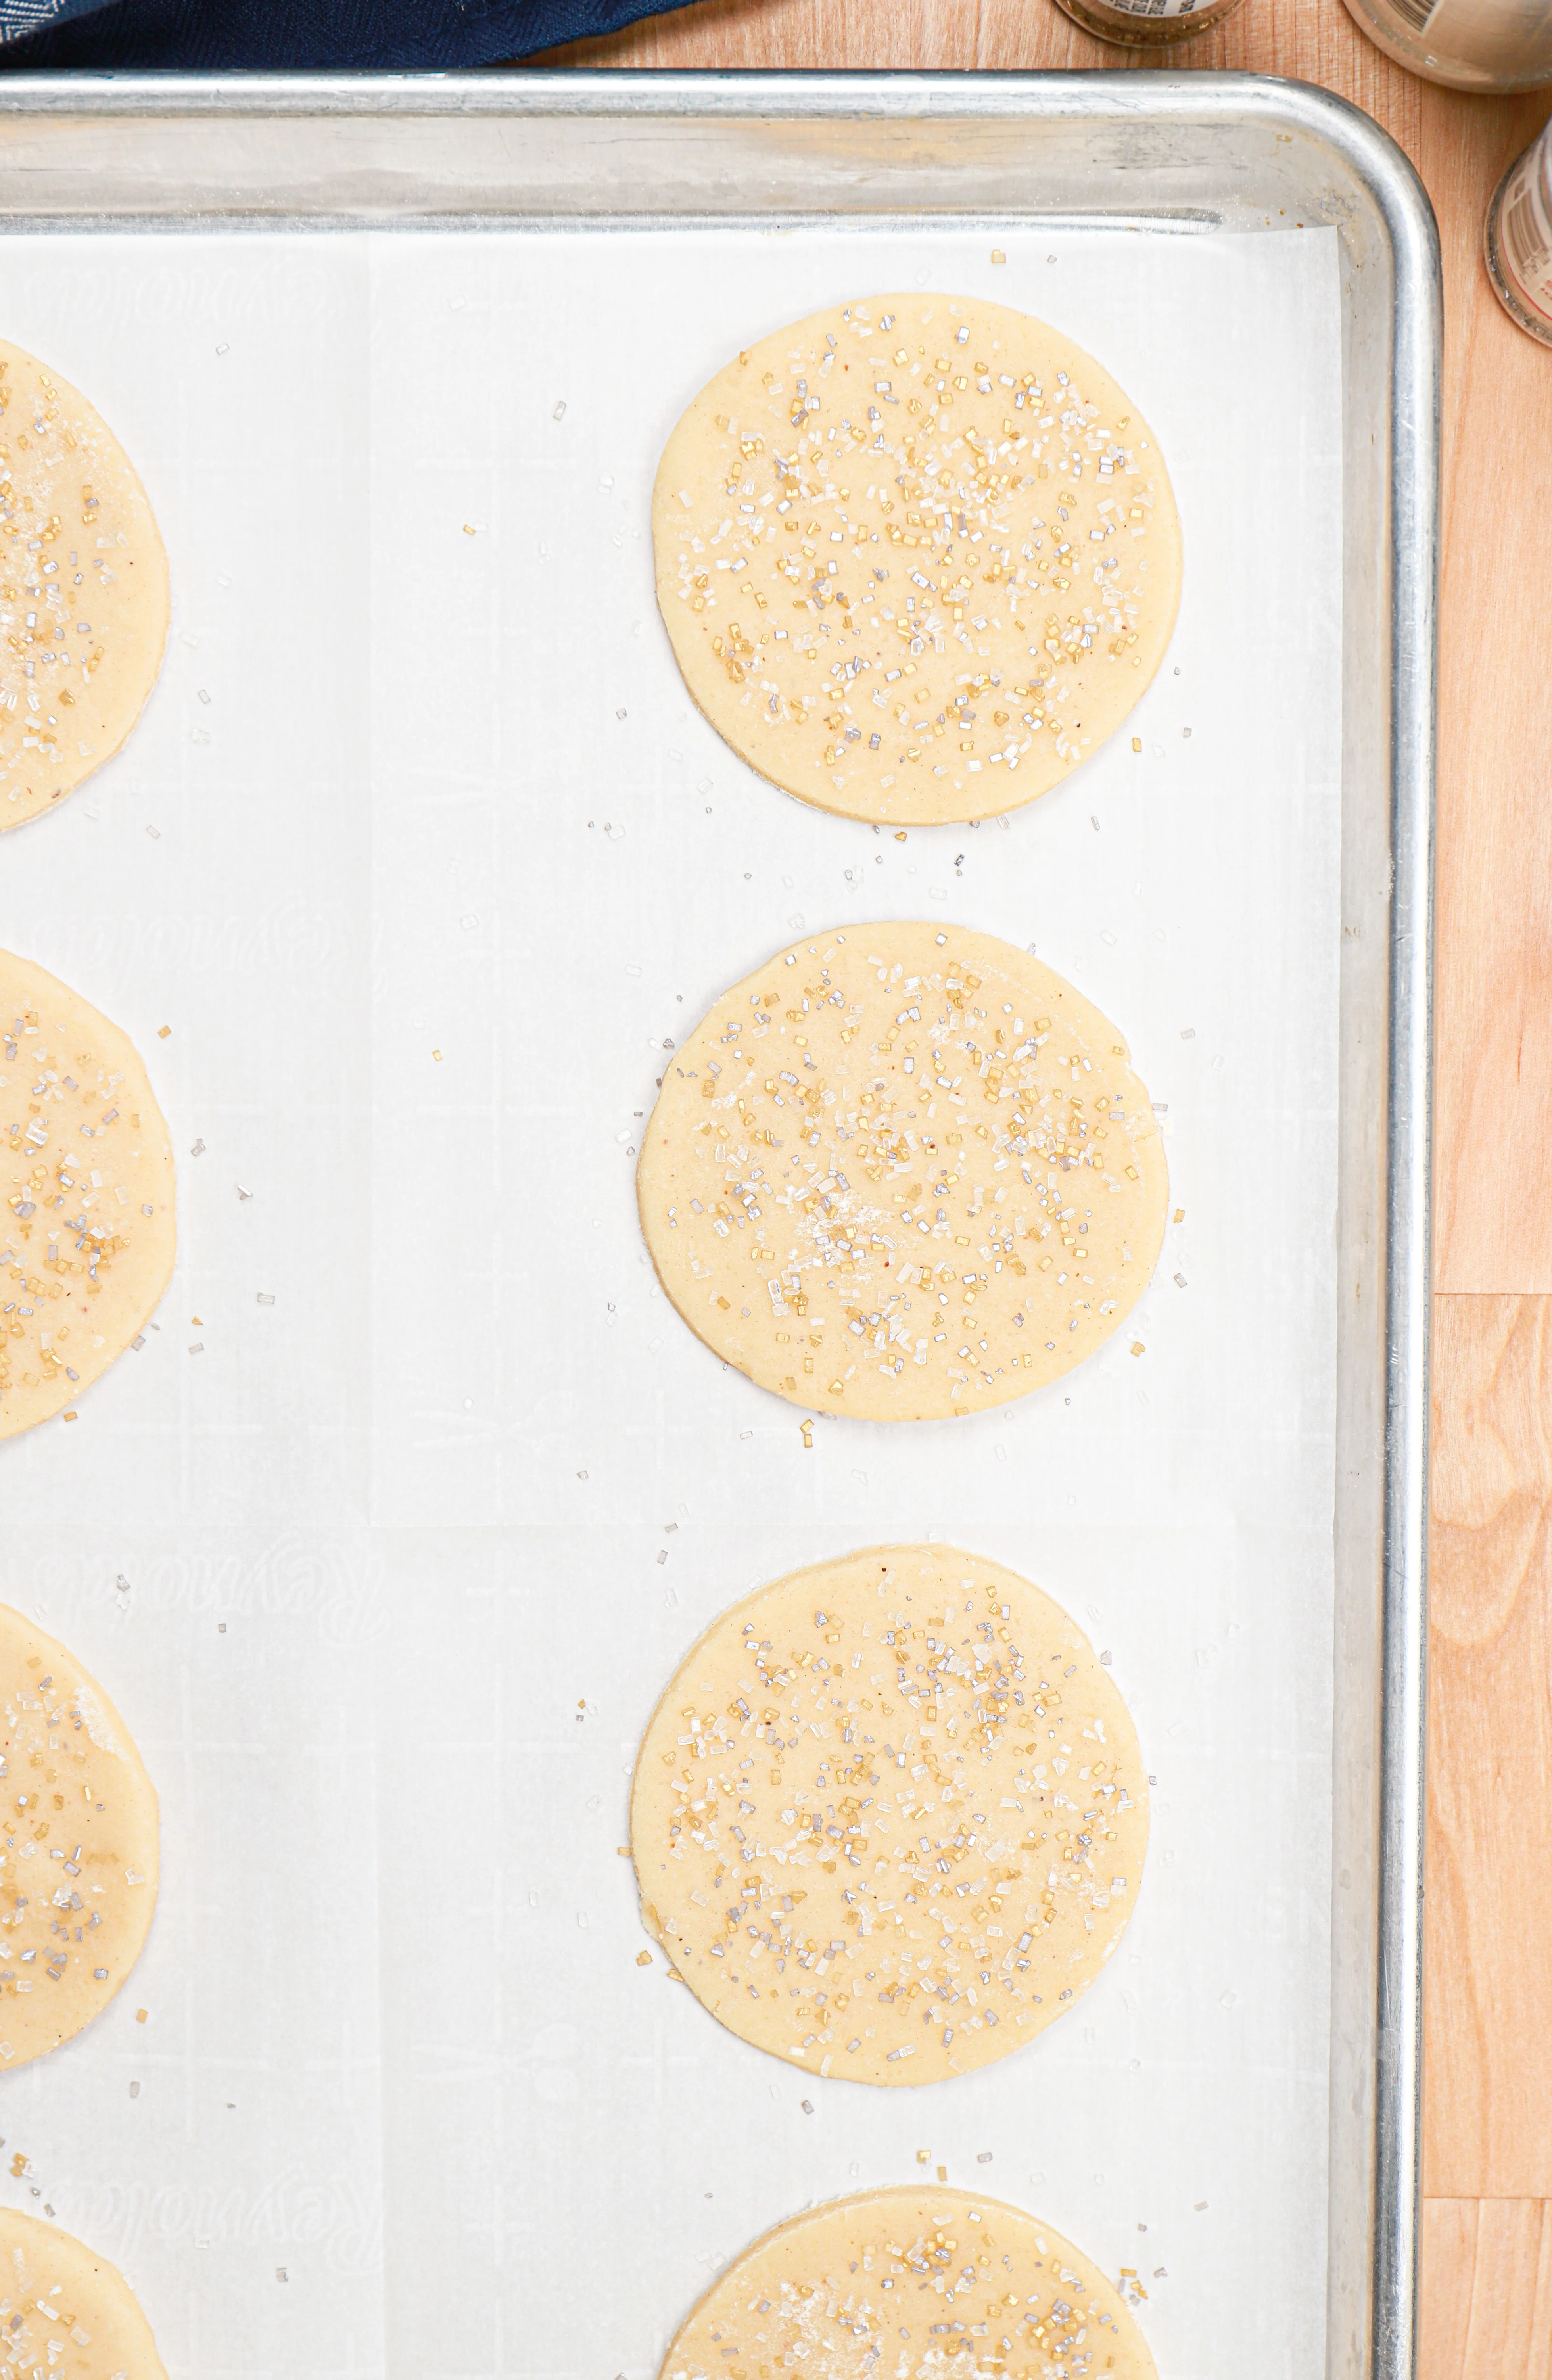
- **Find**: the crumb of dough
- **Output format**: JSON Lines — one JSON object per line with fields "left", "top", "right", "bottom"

{"left": 660, "top": 2187, "right": 1157, "bottom": 2380}
{"left": 0, "top": 948, "right": 176, "bottom": 1438}
{"left": 0, "top": 1610, "right": 159, "bottom": 2069}
{"left": 631, "top": 1544, "right": 1147, "bottom": 2087}
{"left": 0, "top": 2207, "right": 169, "bottom": 2377}
{"left": 652, "top": 293, "right": 1180, "bottom": 826}
{"left": 637, "top": 921, "right": 1166, "bottom": 1421}
{"left": 0, "top": 342, "right": 169, "bottom": 835}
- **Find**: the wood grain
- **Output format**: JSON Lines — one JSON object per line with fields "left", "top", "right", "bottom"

{"left": 1427, "top": 1293, "right": 1552, "bottom": 2197}
{"left": 1430, "top": 102, "right": 1552, "bottom": 1297}
{"left": 535, "top": 6, "right": 1552, "bottom": 2369}
{"left": 1421, "top": 2199, "right": 1552, "bottom": 2379}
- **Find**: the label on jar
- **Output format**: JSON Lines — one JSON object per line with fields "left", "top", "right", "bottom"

{"left": 1079, "top": 0, "right": 1220, "bottom": 17}
{"left": 1383, "top": 0, "right": 1552, "bottom": 72}
{"left": 1498, "top": 142, "right": 1552, "bottom": 323}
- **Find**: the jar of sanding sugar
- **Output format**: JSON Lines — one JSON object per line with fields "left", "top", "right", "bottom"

{"left": 1341, "top": 0, "right": 1552, "bottom": 88}
{"left": 1047, "top": 0, "right": 1246, "bottom": 46}
{"left": 1486, "top": 118, "right": 1552, "bottom": 341}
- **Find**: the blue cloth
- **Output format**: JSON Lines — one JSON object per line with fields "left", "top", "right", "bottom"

{"left": 0, "top": 0, "right": 686, "bottom": 64}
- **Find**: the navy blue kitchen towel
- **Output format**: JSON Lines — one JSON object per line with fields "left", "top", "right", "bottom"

{"left": 0, "top": 0, "right": 687, "bottom": 66}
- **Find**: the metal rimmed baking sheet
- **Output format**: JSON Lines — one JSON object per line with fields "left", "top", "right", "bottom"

{"left": 0, "top": 73, "right": 1436, "bottom": 2380}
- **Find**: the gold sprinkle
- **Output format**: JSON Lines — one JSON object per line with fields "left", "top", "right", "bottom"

{"left": 800, "top": 1420, "right": 813, "bottom": 1447}
{"left": 1131, "top": 737, "right": 1142, "bottom": 753}
{"left": 1174, "top": 1208, "right": 1185, "bottom": 1222}
{"left": 990, "top": 249, "right": 1006, "bottom": 264}
{"left": 432, "top": 1049, "right": 443, "bottom": 1062}
{"left": 157, "top": 1025, "right": 171, "bottom": 1039}
{"left": 136, "top": 2008, "right": 148, "bottom": 2023}
{"left": 636, "top": 1950, "right": 654, "bottom": 1967}
{"left": 462, "top": 523, "right": 476, "bottom": 535}
{"left": 1130, "top": 1342, "right": 1145, "bottom": 1357}
{"left": 61, "top": 1410, "right": 77, "bottom": 1423}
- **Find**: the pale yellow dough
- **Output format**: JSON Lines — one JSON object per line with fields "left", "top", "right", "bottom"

{"left": 632, "top": 1546, "right": 1147, "bottom": 2085}
{"left": 0, "top": 950, "right": 176, "bottom": 1438}
{"left": 653, "top": 293, "right": 1180, "bottom": 826}
{"left": 0, "top": 1607, "right": 159, "bottom": 2067}
{"left": 0, "top": 342, "right": 169, "bottom": 834}
{"left": 660, "top": 2187, "right": 1157, "bottom": 2380}
{"left": 0, "top": 2209, "right": 167, "bottom": 2378}
{"left": 637, "top": 923, "right": 1166, "bottom": 1421}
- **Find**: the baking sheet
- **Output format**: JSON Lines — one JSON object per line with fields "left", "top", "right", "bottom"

{"left": 0, "top": 220, "right": 1343, "bottom": 2380}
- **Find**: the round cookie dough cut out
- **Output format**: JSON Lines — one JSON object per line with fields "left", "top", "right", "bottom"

{"left": 631, "top": 1545, "right": 1147, "bottom": 2086}
{"left": 0, "top": 343, "right": 169, "bottom": 834}
{"left": 0, "top": 2209, "right": 169, "bottom": 2379}
{"left": 0, "top": 1607, "right": 159, "bottom": 2065}
{"left": 0, "top": 950, "right": 176, "bottom": 1438}
{"left": 653, "top": 293, "right": 1180, "bottom": 826}
{"left": 637, "top": 922, "right": 1166, "bottom": 1420}
{"left": 660, "top": 2187, "right": 1157, "bottom": 2380}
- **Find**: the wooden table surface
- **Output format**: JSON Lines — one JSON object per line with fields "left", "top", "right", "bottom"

{"left": 542, "top": 7, "right": 1552, "bottom": 2371}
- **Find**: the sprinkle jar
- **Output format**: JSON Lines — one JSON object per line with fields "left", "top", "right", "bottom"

{"left": 1341, "top": 0, "right": 1552, "bottom": 90}
{"left": 1047, "top": 0, "right": 1247, "bottom": 42}
{"left": 1486, "top": 117, "right": 1552, "bottom": 342}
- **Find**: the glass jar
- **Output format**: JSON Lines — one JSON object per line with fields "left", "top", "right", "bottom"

{"left": 1340, "top": 0, "right": 1552, "bottom": 92}
{"left": 1048, "top": 0, "right": 1247, "bottom": 46}
{"left": 1485, "top": 119, "right": 1552, "bottom": 341}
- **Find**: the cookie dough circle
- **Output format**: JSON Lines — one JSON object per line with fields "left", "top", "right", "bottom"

{"left": 0, "top": 343, "right": 169, "bottom": 834}
{"left": 660, "top": 2187, "right": 1157, "bottom": 2380}
{"left": 0, "top": 950, "right": 176, "bottom": 1438}
{"left": 637, "top": 922, "right": 1166, "bottom": 1420}
{"left": 653, "top": 293, "right": 1180, "bottom": 827}
{"left": 0, "top": 2209, "right": 168, "bottom": 2378}
{"left": 631, "top": 1545, "right": 1147, "bottom": 2086}
{"left": 0, "top": 1607, "right": 159, "bottom": 2066}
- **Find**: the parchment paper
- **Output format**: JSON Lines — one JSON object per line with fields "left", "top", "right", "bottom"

{"left": 0, "top": 220, "right": 1342, "bottom": 2380}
